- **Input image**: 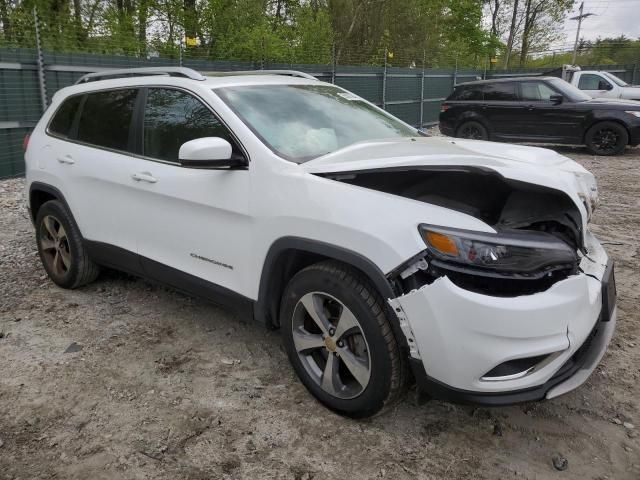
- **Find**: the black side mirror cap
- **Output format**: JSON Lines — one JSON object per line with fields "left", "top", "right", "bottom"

{"left": 550, "top": 94, "right": 564, "bottom": 105}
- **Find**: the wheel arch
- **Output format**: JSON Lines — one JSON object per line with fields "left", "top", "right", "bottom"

{"left": 583, "top": 117, "right": 631, "bottom": 144}
{"left": 455, "top": 114, "right": 492, "bottom": 139}
{"left": 28, "top": 182, "right": 72, "bottom": 224}
{"left": 255, "top": 237, "right": 408, "bottom": 348}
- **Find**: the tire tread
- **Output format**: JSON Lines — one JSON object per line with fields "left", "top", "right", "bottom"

{"left": 296, "top": 260, "right": 408, "bottom": 416}
{"left": 585, "top": 121, "right": 628, "bottom": 156}
{"left": 36, "top": 200, "right": 99, "bottom": 289}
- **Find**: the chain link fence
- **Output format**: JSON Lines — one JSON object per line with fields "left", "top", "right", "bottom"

{"left": 1, "top": 9, "right": 639, "bottom": 178}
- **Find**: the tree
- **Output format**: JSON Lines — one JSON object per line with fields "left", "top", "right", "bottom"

{"left": 0, "top": 0, "right": 576, "bottom": 69}
{"left": 518, "top": 0, "right": 573, "bottom": 66}
{"left": 503, "top": 0, "right": 519, "bottom": 67}
{"left": 0, "top": 0, "right": 12, "bottom": 41}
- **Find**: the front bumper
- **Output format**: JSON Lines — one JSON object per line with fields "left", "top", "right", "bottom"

{"left": 390, "top": 232, "right": 616, "bottom": 405}
{"left": 408, "top": 307, "right": 616, "bottom": 405}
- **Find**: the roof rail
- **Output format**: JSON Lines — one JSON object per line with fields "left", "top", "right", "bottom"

{"left": 203, "top": 69, "right": 317, "bottom": 80}
{"left": 75, "top": 67, "right": 206, "bottom": 84}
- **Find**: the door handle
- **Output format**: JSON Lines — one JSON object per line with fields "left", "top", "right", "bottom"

{"left": 57, "top": 155, "right": 75, "bottom": 165}
{"left": 131, "top": 172, "right": 158, "bottom": 184}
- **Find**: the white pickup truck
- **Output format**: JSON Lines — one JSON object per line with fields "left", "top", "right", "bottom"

{"left": 557, "top": 65, "right": 640, "bottom": 101}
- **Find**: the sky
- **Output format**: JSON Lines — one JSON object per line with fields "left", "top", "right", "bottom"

{"left": 559, "top": 0, "right": 640, "bottom": 49}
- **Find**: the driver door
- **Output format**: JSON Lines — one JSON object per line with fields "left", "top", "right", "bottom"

{"left": 577, "top": 73, "right": 614, "bottom": 98}
{"left": 516, "top": 81, "right": 582, "bottom": 142}
{"left": 131, "top": 87, "right": 252, "bottom": 298}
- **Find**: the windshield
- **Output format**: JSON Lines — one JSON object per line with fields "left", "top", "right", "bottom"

{"left": 215, "top": 84, "right": 417, "bottom": 162}
{"left": 602, "top": 72, "right": 628, "bottom": 87}
{"left": 548, "top": 78, "right": 592, "bottom": 102}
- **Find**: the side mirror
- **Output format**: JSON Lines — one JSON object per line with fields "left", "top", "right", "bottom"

{"left": 178, "top": 137, "right": 246, "bottom": 169}
{"left": 550, "top": 94, "right": 564, "bottom": 105}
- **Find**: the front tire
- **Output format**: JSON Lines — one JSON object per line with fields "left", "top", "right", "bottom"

{"left": 456, "top": 120, "right": 489, "bottom": 140}
{"left": 35, "top": 200, "right": 99, "bottom": 289}
{"left": 585, "top": 121, "right": 628, "bottom": 156}
{"left": 280, "top": 261, "right": 407, "bottom": 418}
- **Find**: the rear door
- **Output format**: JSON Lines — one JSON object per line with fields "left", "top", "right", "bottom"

{"left": 481, "top": 82, "right": 522, "bottom": 138}
{"left": 46, "top": 88, "right": 142, "bottom": 258}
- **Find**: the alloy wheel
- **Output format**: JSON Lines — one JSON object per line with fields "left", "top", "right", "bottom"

{"left": 460, "top": 125, "right": 482, "bottom": 139}
{"left": 291, "top": 292, "right": 372, "bottom": 399}
{"left": 592, "top": 128, "right": 620, "bottom": 154}
{"left": 40, "top": 215, "right": 72, "bottom": 277}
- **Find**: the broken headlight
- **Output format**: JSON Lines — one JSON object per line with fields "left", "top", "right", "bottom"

{"left": 419, "top": 224, "right": 577, "bottom": 277}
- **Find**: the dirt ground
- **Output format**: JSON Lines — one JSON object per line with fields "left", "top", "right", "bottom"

{"left": 1, "top": 145, "right": 639, "bottom": 480}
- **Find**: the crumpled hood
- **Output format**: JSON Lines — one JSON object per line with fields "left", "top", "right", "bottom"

{"left": 303, "top": 136, "right": 585, "bottom": 172}
{"left": 303, "top": 137, "right": 598, "bottom": 232}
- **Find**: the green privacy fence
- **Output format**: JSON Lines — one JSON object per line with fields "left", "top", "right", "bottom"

{"left": 1, "top": 46, "right": 639, "bottom": 179}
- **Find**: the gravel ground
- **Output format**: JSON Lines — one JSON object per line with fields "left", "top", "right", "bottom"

{"left": 1, "top": 145, "right": 639, "bottom": 479}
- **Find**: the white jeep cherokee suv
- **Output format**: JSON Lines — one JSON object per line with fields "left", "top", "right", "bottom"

{"left": 25, "top": 67, "right": 617, "bottom": 418}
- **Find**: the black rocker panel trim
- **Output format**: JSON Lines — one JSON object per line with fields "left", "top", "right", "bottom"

{"left": 84, "top": 241, "right": 254, "bottom": 319}
{"left": 85, "top": 240, "right": 144, "bottom": 276}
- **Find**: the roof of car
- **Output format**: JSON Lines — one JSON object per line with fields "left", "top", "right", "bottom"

{"left": 52, "top": 72, "right": 324, "bottom": 102}
{"left": 203, "top": 74, "right": 321, "bottom": 88}
{"left": 456, "top": 76, "right": 557, "bottom": 87}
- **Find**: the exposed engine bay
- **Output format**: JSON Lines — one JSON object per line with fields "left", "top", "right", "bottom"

{"left": 320, "top": 166, "right": 586, "bottom": 297}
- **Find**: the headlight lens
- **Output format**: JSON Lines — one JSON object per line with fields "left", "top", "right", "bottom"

{"left": 419, "top": 225, "right": 577, "bottom": 277}
{"left": 625, "top": 110, "right": 640, "bottom": 118}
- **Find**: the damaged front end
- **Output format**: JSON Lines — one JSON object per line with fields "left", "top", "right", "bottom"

{"left": 307, "top": 139, "right": 615, "bottom": 401}
{"left": 322, "top": 166, "right": 588, "bottom": 297}
{"left": 392, "top": 224, "right": 579, "bottom": 297}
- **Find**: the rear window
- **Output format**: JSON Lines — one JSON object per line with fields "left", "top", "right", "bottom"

{"left": 483, "top": 82, "right": 517, "bottom": 101}
{"left": 519, "top": 82, "right": 558, "bottom": 101}
{"left": 49, "top": 95, "right": 82, "bottom": 137}
{"left": 450, "top": 85, "right": 483, "bottom": 101}
{"left": 77, "top": 89, "right": 138, "bottom": 151}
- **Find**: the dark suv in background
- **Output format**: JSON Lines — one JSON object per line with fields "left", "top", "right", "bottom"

{"left": 439, "top": 77, "right": 640, "bottom": 155}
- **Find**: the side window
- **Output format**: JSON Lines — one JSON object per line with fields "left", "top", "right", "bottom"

{"left": 578, "top": 74, "right": 611, "bottom": 91}
{"left": 483, "top": 82, "right": 517, "bottom": 101}
{"left": 77, "top": 89, "right": 137, "bottom": 151}
{"left": 49, "top": 95, "right": 82, "bottom": 137}
{"left": 452, "top": 86, "right": 483, "bottom": 101}
{"left": 519, "top": 82, "right": 558, "bottom": 102}
{"left": 143, "top": 88, "right": 237, "bottom": 163}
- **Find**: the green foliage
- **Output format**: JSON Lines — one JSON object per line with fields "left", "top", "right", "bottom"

{"left": 0, "top": 0, "right": 594, "bottom": 68}
{"left": 525, "top": 37, "right": 640, "bottom": 68}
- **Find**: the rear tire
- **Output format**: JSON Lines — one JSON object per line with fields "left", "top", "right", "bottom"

{"left": 280, "top": 260, "right": 407, "bottom": 418}
{"left": 456, "top": 120, "right": 489, "bottom": 141}
{"left": 585, "top": 121, "right": 628, "bottom": 156}
{"left": 35, "top": 200, "right": 99, "bottom": 289}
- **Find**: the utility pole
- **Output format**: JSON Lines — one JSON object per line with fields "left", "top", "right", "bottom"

{"left": 570, "top": 2, "right": 595, "bottom": 65}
